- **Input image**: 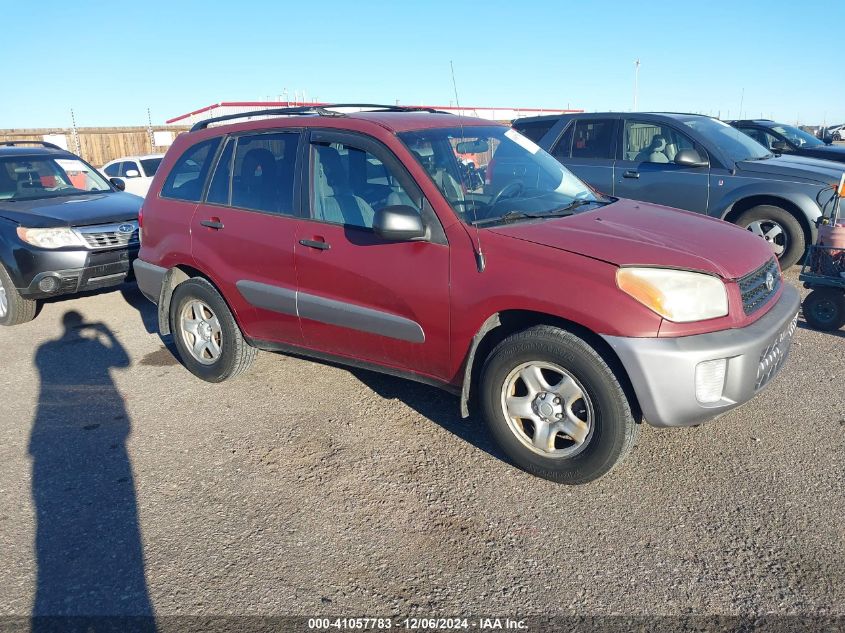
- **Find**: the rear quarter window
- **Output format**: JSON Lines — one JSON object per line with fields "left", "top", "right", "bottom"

{"left": 160, "top": 138, "right": 221, "bottom": 202}
{"left": 512, "top": 119, "right": 556, "bottom": 143}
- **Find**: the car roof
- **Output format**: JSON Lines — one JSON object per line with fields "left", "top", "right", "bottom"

{"left": 514, "top": 112, "right": 713, "bottom": 123}
{"left": 0, "top": 144, "right": 76, "bottom": 158}
{"left": 725, "top": 119, "right": 777, "bottom": 126}
{"left": 106, "top": 153, "right": 165, "bottom": 163}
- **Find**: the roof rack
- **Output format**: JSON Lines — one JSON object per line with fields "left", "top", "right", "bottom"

{"left": 190, "top": 103, "right": 449, "bottom": 132}
{"left": 2, "top": 140, "right": 62, "bottom": 150}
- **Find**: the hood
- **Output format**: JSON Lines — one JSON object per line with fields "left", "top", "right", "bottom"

{"left": 736, "top": 153, "right": 844, "bottom": 184}
{"left": 0, "top": 192, "right": 142, "bottom": 228}
{"left": 791, "top": 144, "right": 845, "bottom": 164}
{"left": 488, "top": 199, "right": 773, "bottom": 280}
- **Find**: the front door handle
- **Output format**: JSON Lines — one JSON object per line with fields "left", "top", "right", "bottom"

{"left": 299, "top": 238, "right": 330, "bottom": 251}
{"left": 622, "top": 170, "right": 640, "bottom": 179}
{"left": 200, "top": 219, "right": 224, "bottom": 230}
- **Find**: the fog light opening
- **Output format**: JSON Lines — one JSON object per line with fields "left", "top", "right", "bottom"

{"left": 695, "top": 359, "right": 727, "bottom": 404}
{"left": 38, "top": 276, "right": 60, "bottom": 293}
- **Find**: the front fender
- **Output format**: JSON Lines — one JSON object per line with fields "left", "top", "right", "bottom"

{"left": 715, "top": 179, "right": 823, "bottom": 230}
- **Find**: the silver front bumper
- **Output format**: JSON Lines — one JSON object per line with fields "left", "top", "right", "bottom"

{"left": 602, "top": 285, "right": 800, "bottom": 427}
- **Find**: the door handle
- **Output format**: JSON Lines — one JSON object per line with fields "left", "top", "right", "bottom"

{"left": 623, "top": 170, "right": 640, "bottom": 179}
{"left": 299, "top": 238, "right": 330, "bottom": 251}
{"left": 200, "top": 219, "right": 224, "bottom": 230}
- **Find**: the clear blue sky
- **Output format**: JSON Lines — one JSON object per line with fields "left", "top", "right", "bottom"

{"left": 3, "top": 0, "right": 843, "bottom": 128}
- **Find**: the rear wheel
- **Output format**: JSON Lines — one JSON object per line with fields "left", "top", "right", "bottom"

{"left": 735, "top": 205, "right": 805, "bottom": 269}
{"left": 170, "top": 278, "right": 257, "bottom": 382}
{"left": 803, "top": 288, "right": 845, "bottom": 331}
{"left": 480, "top": 326, "right": 638, "bottom": 484}
{"left": 0, "top": 265, "right": 37, "bottom": 327}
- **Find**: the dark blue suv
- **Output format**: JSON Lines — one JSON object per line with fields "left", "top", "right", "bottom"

{"left": 513, "top": 113, "right": 844, "bottom": 268}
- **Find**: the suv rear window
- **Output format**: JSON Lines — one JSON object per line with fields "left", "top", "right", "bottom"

{"left": 160, "top": 138, "right": 220, "bottom": 202}
{"left": 512, "top": 119, "right": 555, "bottom": 143}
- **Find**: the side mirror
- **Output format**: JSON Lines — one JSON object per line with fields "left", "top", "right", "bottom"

{"left": 124, "top": 169, "right": 140, "bottom": 178}
{"left": 109, "top": 177, "right": 126, "bottom": 191}
{"left": 373, "top": 205, "right": 426, "bottom": 241}
{"left": 674, "top": 149, "right": 709, "bottom": 168}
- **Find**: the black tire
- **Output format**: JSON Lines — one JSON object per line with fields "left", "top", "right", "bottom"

{"left": 480, "top": 326, "right": 638, "bottom": 484}
{"left": 0, "top": 264, "right": 37, "bottom": 327}
{"left": 803, "top": 288, "right": 845, "bottom": 331}
{"left": 169, "top": 277, "right": 257, "bottom": 382}
{"left": 734, "top": 205, "right": 805, "bottom": 270}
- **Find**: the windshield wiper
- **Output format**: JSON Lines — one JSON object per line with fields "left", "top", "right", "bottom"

{"left": 548, "top": 199, "right": 599, "bottom": 214}
{"left": 471, "top": 210, "right": 542, "bottom": 227}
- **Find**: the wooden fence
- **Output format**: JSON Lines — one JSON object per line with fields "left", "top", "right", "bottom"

{"left": 0, "top": 126, "right": 191, "bottom": 167}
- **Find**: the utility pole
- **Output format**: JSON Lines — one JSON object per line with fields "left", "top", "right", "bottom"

{"left": 633, "top": 59, "right": 640, "bottom": 111}
{"left": 70, "top": 109, "right": 81, "bottom": 156}
{"left": 739, "top": 88, "right": 744, "bottom": 120}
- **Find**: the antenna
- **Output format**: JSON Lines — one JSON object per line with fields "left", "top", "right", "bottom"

{"left": 451, "top": 60, "right": 485, "bottom": 272}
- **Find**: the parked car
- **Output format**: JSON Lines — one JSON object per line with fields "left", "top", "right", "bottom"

{"left": 822, "top": 124, "right": 845, "bottom": 142}
{"left": 101, "top": 154, "right": 164, "bottom": 197}
{"left": 513, "top": 112, "right": 845, "bottom": 269}
{"left": 0, "top": 141, "right": 141, "bottom": 326}
{"left": 728, "top": 119, "right": 845, "bottom": 164}
{"left": 135, "top": 105, "right": 799, "bottom": 484}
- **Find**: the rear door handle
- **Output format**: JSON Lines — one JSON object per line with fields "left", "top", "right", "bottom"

{"left": 299, "top": 238, "right": 330, "bottom": 251}
{"left": 200, "top": 219, "right": 224, "bottom": 230}
{"left": 623, "top": 170, "right": 640, "bottom": 179}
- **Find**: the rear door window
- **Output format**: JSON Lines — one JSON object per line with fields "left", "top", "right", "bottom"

{"left": 570, "top": 119, "right": 616, "bottom": 159}
{"left": 160, "top": 138, "right": 221, "bottom": 202}
{"left": 229, "top": 132, "right": 299, "bottom": 215}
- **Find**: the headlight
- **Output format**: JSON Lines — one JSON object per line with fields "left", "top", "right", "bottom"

{"left": 616, "top": 267, "right": 728, "bottom": 322}
{"left": 16, "top": 227, "right": 85, "bottom": 249}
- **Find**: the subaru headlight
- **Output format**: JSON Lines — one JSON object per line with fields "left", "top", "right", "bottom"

{"left": 616, "top": 267, "right": 728, "bottom": 322}
{"left": 16, "top": 227, "right": 86, "bottom": 249}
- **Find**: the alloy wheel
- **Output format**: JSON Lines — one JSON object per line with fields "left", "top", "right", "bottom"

{"left": 746, "top": 219, "right": 787, "bottom": 257}
{"left": 180, "top": 300, "right": 223, "bottom": 365}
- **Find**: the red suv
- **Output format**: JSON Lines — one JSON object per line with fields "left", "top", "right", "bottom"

{"left": 134, "top": 105, "right": 800, "bottom": 484}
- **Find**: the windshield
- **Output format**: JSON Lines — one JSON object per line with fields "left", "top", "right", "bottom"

{"left": 680, "top": 117, "right": 771, "bottom": 161}
{"left": 398, "top": 126, "right": 602, "bottom": 226}
{"left": 771, "top": 124, "right": 824, "bottom": 148}
{"left": 0, "top": 155, "right": 112, "bottom": 201}
{"left": 140, "top": 157, "right": 163, "bottom": 176}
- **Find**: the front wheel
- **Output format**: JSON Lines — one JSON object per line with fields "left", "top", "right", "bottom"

{"left": 0, "top": 265, "right": 37, "bottom": 327}
{"left": 735, "top": 205, "right": 805, "bottom": 270}
{"left": 170, "top": 278, "right": 257, "bottom": 382}
{"left": 803, "top": 288, "right": 845, "bottom": 331}
{"left": 480, "top": 326, "right": 638, "bottom": 484}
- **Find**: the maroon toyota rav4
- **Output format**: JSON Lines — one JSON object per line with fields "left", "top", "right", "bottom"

{"left": 134, "top": 105, "right": 799, "bottom": 484}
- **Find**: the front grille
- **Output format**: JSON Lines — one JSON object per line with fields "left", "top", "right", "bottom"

{"left": 75, "top": 221, "right": 139, "bottom": 250}
{"left": 738, "top": 258, "right": 781, "bottom": 315}
{"left": 755, "top": 312, "right": 798, "bottom": 391}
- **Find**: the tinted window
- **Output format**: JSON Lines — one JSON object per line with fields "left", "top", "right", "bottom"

{"left": 161, "top": 138, "right": 220, "bottom": 202}
{"left": 738, "top": 126, "right": 770, "bottom": 147}
{"left": 623, "top": 120, "right": 698, "bottom": 163}
{"left": 311, "top": 141, "right": 419, "bottom": 229}
{"left": 120, "top": 161, "right": 140, "bottom": 177}
{"left": 552, "top": 123, "right": 574, "bottom": 159}
{"left": 229, "top": 132, "right": 298, "bottom": 214}
{"left": 513, "top": 119, "right": 555, "bottom": 143}
{"left": 571, "top": 120, "right": 615, "bottom": 159}
{"left": 104, "top": 163, "right": 120, "bottom": 177}
{"left": 140, "top": 157, "right": 162, "bottom": 176}
{"left": 206, "top": 139, "right": 234, "bottom": 206}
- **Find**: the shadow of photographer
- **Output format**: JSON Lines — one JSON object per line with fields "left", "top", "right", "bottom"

{"left": 29, "top": 310, "right": 155, "bottom": 632}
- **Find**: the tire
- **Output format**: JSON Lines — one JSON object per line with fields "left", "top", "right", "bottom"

{"left": 0, "top": 264, "right": 37, "bottom": 327}
{"left": 480, "top": 326, "right": 638, "bottom": 484}
{"left": 803, "top": 288, "right": 845, "bottom": 331}
{"left": 734, "top": 205, "right": 805, "bottom": 270}
{"left": 169, "top": 277, "right": 257, "bottom": 382}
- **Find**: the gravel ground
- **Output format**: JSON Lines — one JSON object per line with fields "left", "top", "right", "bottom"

{"left": 0, "top": 270, "right": 843, "bottom": 624}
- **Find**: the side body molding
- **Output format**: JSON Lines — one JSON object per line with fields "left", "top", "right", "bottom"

{"left": 236, "top": 279, "right": 425, "bottom": 344}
